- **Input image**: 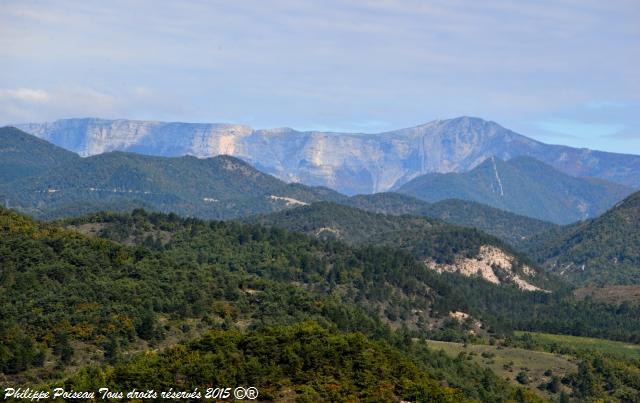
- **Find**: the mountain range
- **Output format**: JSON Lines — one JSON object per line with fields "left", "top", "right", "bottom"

{"left": 0, "top": 127, "right": 559, "bottom": 245}
{"left": 4, "top": 120, "right": 640, "bottom": 401}
{"left": 16, "top": 116, "right": 640, "bottom": 195}
{"left": 395, "top": 156, "right": 633, "bottom": 224}
{"left": 0, "top": 126, "right": 630, "bottom": 239}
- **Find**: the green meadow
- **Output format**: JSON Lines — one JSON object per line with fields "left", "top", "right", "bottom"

{"left": 514, "top": 331, "right": 640, "bottom": 360}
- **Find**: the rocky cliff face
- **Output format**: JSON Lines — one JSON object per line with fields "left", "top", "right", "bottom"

{"left": 17, "top": 116, "right": 640, "bottom": 195}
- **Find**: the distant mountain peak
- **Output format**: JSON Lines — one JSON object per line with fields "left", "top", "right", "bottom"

{"left": 441, "top": 115, "right": 498, "bottom": 126}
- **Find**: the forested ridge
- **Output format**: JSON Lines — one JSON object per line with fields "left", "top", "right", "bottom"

{"left": 1, "top": 127, "right": 560, "bottom": 247}
{"left": 65, "top": 323, "right": 479, "bottom": 402}
{"left": 524, "top": 191, "right": 640, "bottom": 286}
{"left": 248, "top": 201, "right": 552, "bottom": 289}
{"left": 343, "top": 192, "right": 558, "bottom": 247}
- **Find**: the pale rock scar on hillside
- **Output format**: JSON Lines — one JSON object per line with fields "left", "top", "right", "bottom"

{"left": 425, "top": 245, "right": 548, "bottom": 292}
{"left": 314, "top": 227, "right": 342, "bottom": 237}
{"left": 268, "top": 195, "right": 308, "bottom": 206}
{"left": 449, "top": 311, "right": 471, "bottom": 321}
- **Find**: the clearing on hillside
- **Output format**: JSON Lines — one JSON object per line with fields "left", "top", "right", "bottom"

{"left": 426, "top": 339, "right": 577, "bottom": 398}
{"left": 515, "top": 331, "right": 640, "bottom": 360}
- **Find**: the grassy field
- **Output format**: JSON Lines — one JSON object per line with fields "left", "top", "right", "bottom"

{"left": 514, "top": 331, "right": 640, "bottom": 360}
{"left": 425, "top": 339, "right": 577, "bottom": 397}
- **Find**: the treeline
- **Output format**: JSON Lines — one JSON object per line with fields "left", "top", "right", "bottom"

{"left": 428, "top": 273, "right": 640, "bottom": 343}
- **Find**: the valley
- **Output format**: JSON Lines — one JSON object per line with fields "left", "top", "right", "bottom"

{"left": 523, "top": 191, "right": 640, "bottom": 285}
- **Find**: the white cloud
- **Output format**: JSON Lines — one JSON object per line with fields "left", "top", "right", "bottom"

{"left": 0, "top": 88, "right": 50, "bottom": 103}
{"left": 0, "top": 86, "right": 178, "bottom": 124}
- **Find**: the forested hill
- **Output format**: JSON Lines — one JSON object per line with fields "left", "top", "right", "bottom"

{"left": 524, "top": 191, "right": 640, "bottom": 286}
{"left": 395, "top": 156, "right": 633, "bottom": 224}
{"left": 0, "top": 126, "right": 78, "bottom": 183}
{"left": 3, "top": 207, "right": 640, "bottom": 401}
{"left": 66, "top": 322, "right": 473, "bottom": 402}
{"left": 343, "top": 192, "right": 558, "bottom": 246}
{"left": 0, "top": 126, "right": 345, "bottom": 219}
{"left": 248, "top": 201, "right": 544, "bottom": 281}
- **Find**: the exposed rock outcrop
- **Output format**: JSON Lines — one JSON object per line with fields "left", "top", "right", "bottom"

{"left": 425, "top": 245, "right": 548, "bottom": 292}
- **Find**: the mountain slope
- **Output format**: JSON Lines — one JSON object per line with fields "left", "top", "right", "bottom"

{"left": 524, "top": 191, "right": 640, "bottom": 285}
{"left": 0, "top": 126, "right": 79, "bottom": 183}
{"left": 395, "top": 156, "right": 633, "bottom": 224}
{"left": 249, "top": 202, "right": 550, "bottom": 291}
{"left": 0, "top": 128, "right": 345, "bottom": 219}
{"left": 343, "top": 193, "right": 558, "bottom": 246}
{"left": 16, "top": 116, "right": 640, "bottom": 194}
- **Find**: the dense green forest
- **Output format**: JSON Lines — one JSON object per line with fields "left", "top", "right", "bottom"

{"left": 70, "top": 209, "right": 640, "bottom": 343}
{"left": 1, "top": 207, "right": 539, "bottom": 401}
{"left": 66, "top": 322, "right": 521, "bottom": 402}
{"left": 2, "top": 206, "right": 639, "bottom": 401}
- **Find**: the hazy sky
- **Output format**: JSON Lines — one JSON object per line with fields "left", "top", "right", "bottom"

{"left": 1, "top": 0, "right": 639, "bottom": 153}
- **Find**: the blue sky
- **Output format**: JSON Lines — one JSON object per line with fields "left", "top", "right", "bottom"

{"left": 1, "top": 0, "right": 639, "bottom": 153}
